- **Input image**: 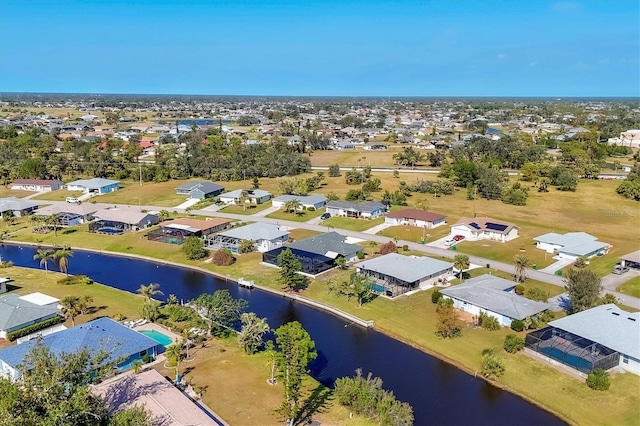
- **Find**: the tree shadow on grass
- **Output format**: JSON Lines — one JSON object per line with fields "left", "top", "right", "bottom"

{"left": 294, "top": 383, "right": 332, "bottom": 426}
{"left": 62, "top": 229, "right": 77, "bottom": 235}
{"left": 84, "top": 305, "right": 107, "bottom": 315}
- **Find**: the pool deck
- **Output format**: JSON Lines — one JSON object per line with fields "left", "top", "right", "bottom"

{"left": 134, "top": 322, "right": 181, "bottom": 345}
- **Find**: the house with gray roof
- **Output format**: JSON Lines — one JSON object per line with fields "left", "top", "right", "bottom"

{"left": 89, "top": 208, "right": 159, "bottom": 234}
{"left": 0, "top": 293, "right": 60, "bottom": 339}
{"left": 65, "top": 178, "right": 120, "bottom": 194}
{"left": 206, "top": 222, "right": 288, "bottom": 253}
{"left": 326, "top": 200, "right": 386, "bottom": 219}
{"left": 0, "top": 197, "right": 39, "bottom": 219}
{"left": 355, "top": 253, "right": 453, "bottom": 297}
{"left": 272, "top": 194, "right": 327, "bottom": 211}
{"left": 219, "top": 189, "right": 271, "bottom": 205}
{"left": 440, "top": 274, "right": 550, "bottom": 327}
{"left": 175, "top": 181, "right": 225, "bottom": 200}
{"left": 533, "top": 232, "right": 610, "bottom": 260}
{"left": 526, "top": 304, "right": 640, "bottom": 376}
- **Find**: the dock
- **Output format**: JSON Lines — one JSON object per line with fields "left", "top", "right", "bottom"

{"left": 237, "top": 278, "right": 254, "bottom": 289}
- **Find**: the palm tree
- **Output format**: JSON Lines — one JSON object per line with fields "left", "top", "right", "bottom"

{"left": 79, "top": 295, "right": 93, "bottom": 315}
{"left": 165, "top": 343, "right": 182, "bottom": 381}
{"left": 237, "top": 312, "right": 270, "bottom": 355}
{"left": 60, "top": 295, "right": 82, "bottom": 326}
{"left": 182, "top": 329, "right": 193, "bottom": 360}
{"left": 33, "top": 248, "right": 54, "bottom": 273}
{"left": 47, "top": 213, "right": 61, "bottom": 237}
{"left": 131, "top": 359, "right": 144, "bottom": 374}
{"left": 54, "top": 248, "right": 73, "bottom": 276}
{"left": 283, "top": 199, "right": 301, "bottom": 216}
{"left": 513, "top": 254, "right": 531, "bottom": 282}
{"left": 453, "top": 254, "right": 470, "bottom": 282}
{"left": 238, "top": 190, "right": 251, "bottom": 211}
{"left": 137, "top": 283, "right": 163, "bottom": 302}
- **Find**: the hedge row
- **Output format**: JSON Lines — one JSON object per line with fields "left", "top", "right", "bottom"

{"left": 7, "top": 316, "right": 63, "bottom": 341}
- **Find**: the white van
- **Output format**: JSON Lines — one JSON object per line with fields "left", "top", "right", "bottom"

{"left": 66, "top": 197, "right": 81, "bottom": 204}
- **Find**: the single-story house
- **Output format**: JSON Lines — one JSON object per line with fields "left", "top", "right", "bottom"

{"left": 526, "top": 304, "right": 640, "bottom": 375}
{"left": 89, "top": 208, "right": 159, "bottom": 234}
{"left": 450, "top": 217, "right": 518, "bottom": 242}
{"left": 65, "top": 178, "right": 120, "bottom": 194}
{"left": 206, "top": 223, "right": 288, "bottom": 253}
{"left": 355, "top": 253, "right": 453, "bottom": 297}
{"left": 384, "top": 209, "right": 446, "bottom": 229}
{"left": 533, "top": 232, "right": 610, "bottom": 260}
{"left": 272, "top": 194, "right": 327, "bottom": 210}
{"left": 35, "top": 203, "right": 108, "bottom": 227}
{"left": 219, "top": 189, "right": 271, "bottom": 205}
{"left": 10, "top": 179, "right": 62, "bottom": 192}
{"left": 92, "top": 369, "right": 218, "bottom": 426}
{"left": 334, "top": 141, "right": 356, "bottom": 150}
{"left": 0, "top": 277, "right": 9, "bottom": 294}
{"left": 0, "top": 197, "right": 39, "bottom": 219}
{"left": 0, "top": 317, "right": 159, "bottom": 380}
{"left": 363, "top": 142, "right": 388, "bottom": 150}
{"left": 147, "top": 217, "right": 231, "bottom": 244}
{"left": 263, "top": 232, "right": 362, "bottom": 275}
{"left": 175, "top": 181, "right": 225, "bottom": 200}
{"left": 326, "top": 200, "right": 387, "bottom": 219}
{"left": 620, "top": 250, "right": 640, "bottom": 270}
{"left": 0, "top": 293, "right": 60, "bottom": 339}
{"left": 440, "top": 274, "right": 550, "bottom": 327}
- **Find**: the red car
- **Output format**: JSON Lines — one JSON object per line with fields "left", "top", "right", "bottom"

{"left": 453, "top": 235, "right": 465, "bottom": 242}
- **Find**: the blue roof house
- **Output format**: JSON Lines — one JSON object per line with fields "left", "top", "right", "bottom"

{"left": 66, "top": 178, "right": 120, "bottom": 195}
{"left": 0, "top": 317, "right": 159, "bottom": 380}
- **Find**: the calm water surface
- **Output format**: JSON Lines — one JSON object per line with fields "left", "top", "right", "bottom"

{"left": 1, "top": 245, "right": 563, "bottom": 426}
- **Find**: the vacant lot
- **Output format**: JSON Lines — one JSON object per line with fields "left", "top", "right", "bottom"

{"left": 95, "top": 180, "right": 189, "bottom": 207}
{"left": 0, "top": 187, "right": 33, "bottom": 199}
{"left": 267, "top": 208, "right": 324, "bottom": 222}
{"left": 323, "top": 216, "right": 385, "bottom": 232}
{"left": 34, "top": 189, "right": 85, "bottom": 202}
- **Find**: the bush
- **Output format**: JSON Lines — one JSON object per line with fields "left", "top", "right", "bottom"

{"left": 503, "top": 334, "right": 525, "bottom": 353}
{"left": 402, "top": 244, "right": 408, "bottom": 251}
{"left": 514, "top": 284, "right": 525, "bottom": 295}
{"left": 6, "top": 316, "right": 63, "bottom": 341}
{"left": 112, "top": 313, "right": 126, "bottom": 322}
{"left": 212, "top": 248, "right": 234, "bottom": 266}
{"left": 307, "top": 206, "right": 315, "bottom": 212}
{"left": 526, "top": 287, "right": 548, "bottom": 302}
{"left": 181, "top": 236, "right": 207, "bottom": 260}
{"left": 586, "top": 368, "right": 610, "bottom": 391}
{"left": 356, "top": 251, "right": 365, "bottom": 260}
{"left": 0, "top": 260, "right": 13, "bottom": 268}
{"left": 431, "top": 289, "right": 443, "bottom": 304}
{"left": 164, "top": 304, "right": 194, "bottom": 322}
{"left": 481, "top": 348, "right": 505, "bottom": 379}
{"left": 479, "top": 312, "right": 501, "bottom": 331}
{"left": 379, "top": 241, "right": 397, "bottom": 255}
{"left": 510, "top": 319, "right": 524, "bottom": 332}
{"left": 57, "top": 275, "right": 93, "bottom": 285}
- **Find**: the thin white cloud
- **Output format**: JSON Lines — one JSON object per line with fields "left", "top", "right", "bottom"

{"left": 528, "top": 61, "right": 538, "bottom": 67}
{"left": 497, "top": 53, "right": 507, "bottom": 60}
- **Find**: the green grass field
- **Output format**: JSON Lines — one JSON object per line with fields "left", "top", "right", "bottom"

{"left": 617, "top": 276, "right": 640, "bottom": 298}
{"left": 322, "top": 216, "right": 385, "bottom": 232}
{"left": 34, "top": 189, "right": 85, "bottom": 201}
{"left": 218, "top": 202, "right": 272, "bottom": 215}
{"left": 267, "top": 207, "right": 324, "bottom": 222}
{"left": 0, "top": 187, "right": 33, "bottom": 199}
{"left": 94, "top": 180, "right": 189, "bottom": 207}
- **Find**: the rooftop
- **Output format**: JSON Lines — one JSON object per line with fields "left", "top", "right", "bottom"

{"left": 219, "top": 189, "right": 271, "bottom": 198}
{"left": 621, "top": 250, "right": 640, "bottom": 264}
{"left": 453, "top": 217, "right": 516, "bottom": 234}
{"left": 272, "top": 194, "right": 328, "bottom": 205}
{"left": 355, "top": 253, "right": 453, "bottom": 283}
{"left": 0, "top": 197, "right": 39, "bottom": 212}
{"left": 0, "top": 293, "right": 59, "bottom": 331}
{"left": 534, "top": 232, "right": 609, "bottom": 257}
{"left": 163, "top": 217, "right": 230, "bottom": 232}
{"left": 175, "top": 181, "right": 224, "bottom": 193}
{"left": 386, "top": 208, "right": 446, "bottom": 222}
{"left": 288, "top": 231, "right": 362, "bottom": 257}
{"left": 66, "top": 178, "right": 119, "bottom": 188}
{"left": 215, "top": 222, "right": 288, "bottom": 241}
{"left": 440, "top": 274, "right": 550, "bottom": 320}
{"left": 549, "top": 304, "right": 640, "bottom": 359}
{"left": 326, "top": 200, "right": 386, "bottom": 213}
{"left": 93, "top": 208, "right": 157, "bottom": 225}
{"left": 12, "top": 179, "right": 62, "bottom": 186}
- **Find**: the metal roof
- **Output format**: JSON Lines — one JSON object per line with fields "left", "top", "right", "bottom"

{"left": 386, "top": 209, "right": 446, "bottom": 222}
{"left": 549, "top": 304, "right": 640, "bottom": 359}
{"left": 66, "top": 178, "right": 119, "bottom": 189}
{"left": 219, "top": 189, "right": 271, "bottom": 199}
{"left": 0, "top": 197, "right": 39, "bottom": 212}
{"left": 287, "top": 231, "right": 361, "bottom": 257}
{"left": 326, "top": 200, "right": 386, "bottom": 214}
{"left": 216, "top": 222, "right": 288, "bottom": 241}
{"left": 440, "top": 274, "right": 550, "bottom": 320}
{"left": 355, "top": 253, "right": 453, "bottom": 283}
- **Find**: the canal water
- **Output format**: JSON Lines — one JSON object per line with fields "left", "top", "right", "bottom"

{"left": 0, "top": 245, "right": 563, "bottom": 425}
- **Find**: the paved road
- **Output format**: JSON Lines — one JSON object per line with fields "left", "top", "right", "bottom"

{"left": 35, "top": 200, "right": 640, "bottom": 309}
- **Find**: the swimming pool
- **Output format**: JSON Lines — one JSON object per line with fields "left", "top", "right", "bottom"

{"left": 139, "top": 329, "right": 173, "bottom": 346}
{"left": 98, "top": 227, "right": 124, "bottom": 235}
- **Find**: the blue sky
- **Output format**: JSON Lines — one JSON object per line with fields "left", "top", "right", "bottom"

{"left": 1, "top": 0, "right": 638, "bottom": 96}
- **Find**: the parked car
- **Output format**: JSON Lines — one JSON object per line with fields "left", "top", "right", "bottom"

{"left": 613, "top": 265, "right": 629, "bottom": 275}
{"left": 444, "top": 239, "right": 454, "bottom": 246}
{"left": 320, "top": 212, "right": 331, "bottom": 220}
{"left": 453, "top": 235, "right": 465, "bottom": 242}
{"left": 66, "top": 197, "right": 81, "bottom": 204}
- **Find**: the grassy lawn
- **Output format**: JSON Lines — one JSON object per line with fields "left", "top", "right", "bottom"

{"left": 34, "top": 189, "right": 85, "bottom": 201}
{"left": 94, "top": 180, "right": 190, "bottom": 207}
{"left": 0, "top": 187, "right": 33, "bottom": 198}
{"left": 323, "top": 216, "right": 385, "bottom": 232}
{"left": 378, "top": 224, "right": 451, "bottom": 244}
{"left": 153, "top": 336, "right": 372, "bottom": 426}
{"left": 456, "top": 238, "right": 556, "bottom": 270}
{"left": 219, "top": 202, "right": 272, "bottom": 215}
{"left": 288, "top": 228, "right": 321, "bottom": 241}
{"left": 617, "top": 276, "right": 640, "bottom": 298}
{"left": 267, "top": 207, "right": 325, "bottom": 222}
{"left": 309, "top": 148, "right": 406, "bottom": 168}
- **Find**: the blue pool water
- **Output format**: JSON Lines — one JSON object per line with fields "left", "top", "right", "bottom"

{"left": 99, "top": 227, "right": 123, "bottom": 235}
{"left": 372, "top": 283, "right": 386, "bottom": 293}
{"left": 139, "top": 330, "right": 173, "bottom": 346}
{"left": 539, "top": 346, "right": 593, "bottom": 372}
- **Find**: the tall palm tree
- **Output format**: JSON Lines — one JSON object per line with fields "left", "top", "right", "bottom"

{"left": 33, "top": 248, "right": 54, "bottom": 273}
{"left": 137, "top": 283, "right": 163, "bottom": 302}
{"left": 54, "top": 248, "right": 73, "bottom": 276}
{"left": 513, "top": 254, "right": 531, "bottom": 283}
{"left": 238, "top": 190, "right": 251, "bottom": 211}
{"left": 453, "top": 254, "right": 470, "bottom": 282}
{"left": 60, "top": 295, "right": 82, "bottom": 326}
{"left": 165, "top": 343, "right": 182, "bottom": 381}
{"left": 47, "top": 213, "right": 61, "bottom": 237}
{"left": 283, "top": 199, "right": 301, "bottom": 216}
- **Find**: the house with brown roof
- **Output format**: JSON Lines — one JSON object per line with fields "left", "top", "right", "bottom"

{"left": 384, "top": 209, "right": 446, "bottom": 229}
{"left": 147, "top": 217, "right": 231, "bottom": 244}
{"left": 450, "top": 217, "right": 518, "bottom": 242}
{"left": 11, "top": 179, "right": 62, "bottom": 192}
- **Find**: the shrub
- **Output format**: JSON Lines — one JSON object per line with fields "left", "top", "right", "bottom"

{"left": 57, "top": 275, "right": 93, "bottom": 285}
{"left": 165, "top": 304, "right": 194, "bottom": 322}
{"left": 0, "top": 260, "right": 13, "bottom": 268}
{"left": 112, "top": 313, "right": 126, "bottom": 321}
{"left": 356, "top": 251, "right": 365, "bottom": 260}
{"left": 431, "top": 289, "right": 443, "bottom": 304}
{"left": 510, "top": 319, "right": 524, "bottom": 332}
{"left": 181, "top": 236, "right": 207, "bottom": 260}
{"left": 402, "top": 244, "right": 408, "bottom": 251}
{"left": 212, "top": 248, "right": 234, "bottom": 266}
{"left": 586, "top": 368, "right": 610, "bottom": 391}
{"left": 307, "top": 206, "right": 315, "bottom": 212}
{"left": 379, "top": 241, "right": 397, "bottom": 255}
{"left": 503, "top": 334, "right": 525, "bottom": 353}
{"left": 6, "top": 316, "right": 63, "bottom": 341}
{"left": 479, "top": 313, "right": 501, "bottom": 331}
{"left": 514, "top": 284, "right": 525, "bottom": 295}
{"left": 526, "top": 287, "right": 548, "bottom": 302}
{"left": 481, "top": 348, "right": 505, "bottom": 379}
{"left": 537, "top": 309, "right": 555, "bottom": 323}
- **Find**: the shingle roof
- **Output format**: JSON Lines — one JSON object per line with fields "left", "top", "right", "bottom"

{"left": 219, "top": 189, "right": 271, "bottom": 199}
{"left": 216, "top": 223, "right": 288, "bottom": 241}
{"left": 355, "top": 253, "right": 452, "bottom": 283}
{"left": 549, "top": 304, "right": 640, "bottom": 359}
{"left": 621, "top": 250, "right": 640, "bottom": 264}
{"left": 326, "top": 200, "right": 386, "bottom": 214}
{"left": 440, "top": 274, "right": 550, "bottom": 320}
{"left": 175, "top": 181, "right": 224, "bottom": 194}
{"left": 0, "top": 294, "right": 59, "bottom": 331}
{"left": 288, "top": 232, "right": 361, "bottom": 257}
{"left": 66, "top": 178, "right": 119, "bottom": 189}
{"left": 93, "top": 208, "right": 158, "bottom": 226}
{"left": 0, "top": 197, "right": 39, "bottom": 212}
{"left": 163, "top": 217, "right": 230, "bottom": 232}
{"left": 533, "top": 232, "right": 609, "bottom": 257}
{"left": 11, "top": 179, "right": 62, "bottom": 186}
{"left": 0, "top": 317, "right": 158, "bottom": 369}
{"left": 453, "top": 217, "right": 516, "bottom": 235}
{"left": 272, "top": 194, "right": 327, "bottom": 205}
{"left": 386, "top": 209, "right": 446, "bottom": 222}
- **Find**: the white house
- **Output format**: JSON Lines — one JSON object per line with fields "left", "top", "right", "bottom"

{"left": 385, "top": 209, "right": 446, "bottom": 229}
{"left": 10, "top": 179, "right": 62, "bottom": 192}
{"left": 271, "top": 194, "right": 327, "bottom": 210}
{"left": 0, "top": 197, "right": 39, "bottom": 218}
{"left": 450, "top": 217, "right": 518, "bottom": 242}
{"left": 206, "top": 223, "right": 288, "bottom": 253}
{"left": 326, "top": 200, "right": 386, "bottom": 219}
{"left": 0, "top": 293, "right": 60, "bottom": 339}
{"left": 218, "top": 189, "right": 271, "bottom": 205}
{"left": 533, "top": 232, "right": 610, "bottom": 260}
{"left": 440, "top": 274, "right": 550, "bottom": 327}
{"left": 65, "top": 178, "right": 120, "bottom": 195}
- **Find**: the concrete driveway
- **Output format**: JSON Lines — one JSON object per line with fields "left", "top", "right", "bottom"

{"left": 602, "top": 269, "right": 640, "bottom": 292}
{"left": 362, "top": 222, "right": 393, "bottom": 235}
{"left": 538, "top": 257, "right": 575, "bottom": 274}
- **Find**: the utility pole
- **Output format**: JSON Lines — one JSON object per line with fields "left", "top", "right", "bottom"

{"left": 473, "top": 185, "right": 477, "bottom": 218}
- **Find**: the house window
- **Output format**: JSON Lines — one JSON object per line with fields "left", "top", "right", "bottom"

{"left": 623, "top": 355, "right": 629, "bottom": 364}
{"left": 139, "top": 349, "right": 148, "bottom": 357}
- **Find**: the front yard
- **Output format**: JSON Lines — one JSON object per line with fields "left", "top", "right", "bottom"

{"left": 322, "top": 216, "right": 385, "bottom": 232}
{"left": 267, "top": 207, "right": 325, "bottom": 222}
{"left": 218, "top": 202, "right": 272, "bottom": 215}
{"left": 456, "top": 237, "right": 557, "bottom": 270}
